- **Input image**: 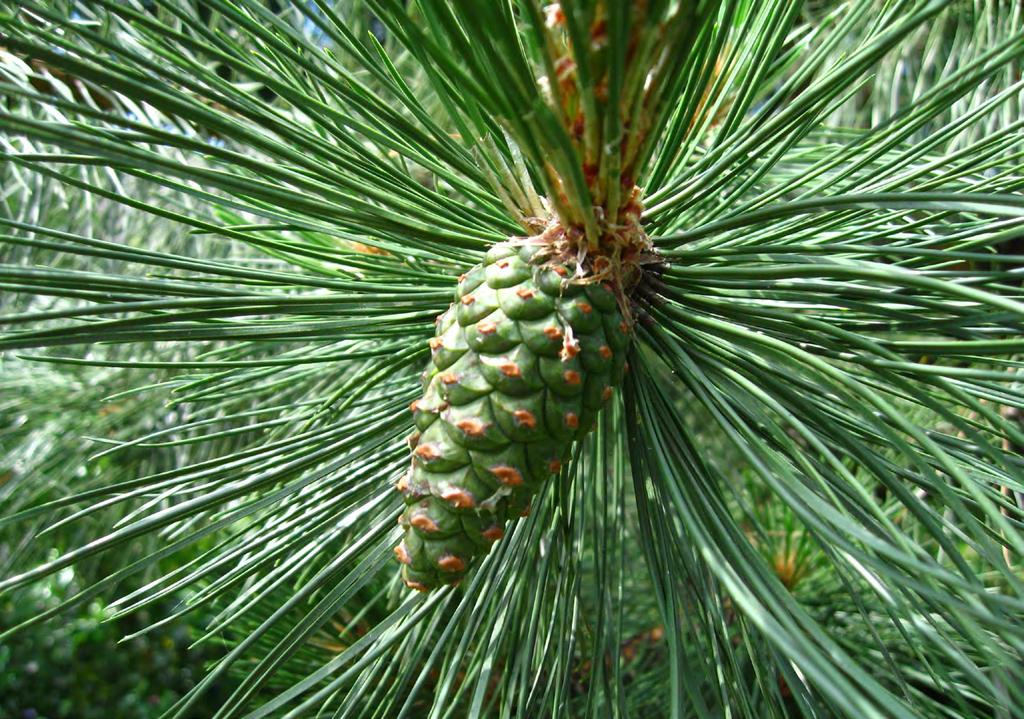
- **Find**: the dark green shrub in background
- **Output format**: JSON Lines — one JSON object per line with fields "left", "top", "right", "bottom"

{"left": 0, "top": 571, "right": 234, "bottom": 719}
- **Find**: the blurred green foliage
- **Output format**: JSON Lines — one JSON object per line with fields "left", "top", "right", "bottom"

{"left": 0, "top": 567, "right": 234, "bottom": 719}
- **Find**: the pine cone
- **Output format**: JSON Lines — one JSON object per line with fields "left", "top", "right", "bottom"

{"left": 394, "top": 240, "right": 631, "bottom": 590}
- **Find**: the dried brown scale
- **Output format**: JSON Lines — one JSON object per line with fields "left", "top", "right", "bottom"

{"left": 393, "top": 225, "right": 651, "bottom": 591}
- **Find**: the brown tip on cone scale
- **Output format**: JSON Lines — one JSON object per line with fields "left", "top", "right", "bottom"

{"left": 577, "top": 301, "right": 593, "bottom": 314}
{"left": 602, "top": 386, "right": 613, "bottom": 401}
{"left": 499, "top": 361, "right": 521, "bottom": 377}
{"left": 395, "top": 474, "right": 410, "bottom": 493}
{"left": 437, "top": 554, "right": 466, "bottom": 572}
{"left": 461, "top": 295, "right": 475, "bottom": 305}
{"left": 481, "top": 525, "right": 505, "bottom": 541}
{"left": 476, "top": 320, "right": 497, "bottom": 335}
{"left": 599, "top": 345, "right": 613, "bottom": 359}
{"left": 441, "top": 487, "right": 475, "bottom": 509}
{"left": 519, "top": 503, "right": 532, "bottom": 517}
{"left": 513, "top": 409, "right": 537, "bottom": 428}
{"left": 564, "top": 412, "right": 579, "bottom": 429}
{"left": 440, "top": 372, "right": 459, "bottom": 385}
{"left": 553, "top": 265, "right": 568, "bottom": 277}
{"left": 563, "top": 370, "right": 581, "bottom": 385}
{"left": 516, "top": 287, "right": 535, "bottom": 299}
{"left": 404, "top": 579, "right": 432, "bottom": 592}
{"left": 619, "top": 321, "right": 629, "bottom": 334}
{"left": 414, "top": 443, "right": 441, "bottom": 460}
{"left": 455, "top": 418, "right": 487, "bottom": 437}
{"left": 544, "top": 326, "right": 563, "bottom": 340}
{"left": 409, "top": 400, "right": 421, "bottom": 413}
{"left": 410, "top": 513, "right": 440, "bottom": 533}
{"left": 560, "top": 339, "right": 580, "bottom": 360}
{"left": 394, "top": 544, "right": 412, "bottom": 565}
{"left": 496, "top": 259, "right": 510, "bottom": 269}
{"left": 489, "top": 465, "right": 524, "bottom": 486}
{"left": 428, "top": 337, "right": 443, "bottom": 350}
{"left": 547, "top": 458, "right": 562, "bottom": 474}
{"left": 458, "top": 273, "right": 466, "bottom": 282}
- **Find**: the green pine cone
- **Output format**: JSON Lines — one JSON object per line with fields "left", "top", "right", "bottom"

{"left": 394, "top": 240, "right": 631, "bottom": 591}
